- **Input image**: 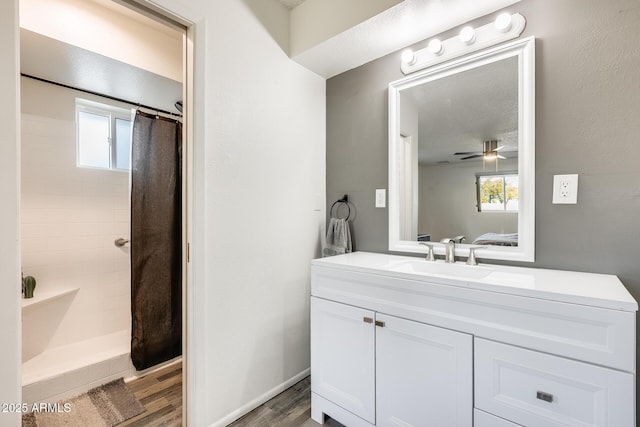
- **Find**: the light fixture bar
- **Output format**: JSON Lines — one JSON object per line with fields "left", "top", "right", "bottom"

{"left": 401, "top": 13, "right": 526, "bottom": 75}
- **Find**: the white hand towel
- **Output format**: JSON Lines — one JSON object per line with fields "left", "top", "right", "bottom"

{"left": 323, "top": 217, "right": 353, "bottom": 257}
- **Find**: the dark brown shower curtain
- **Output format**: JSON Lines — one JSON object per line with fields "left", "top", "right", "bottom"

{"left": 130, "top": 110, "right": 182, "bottom": 370}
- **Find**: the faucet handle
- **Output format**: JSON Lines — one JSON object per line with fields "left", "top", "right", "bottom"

{"left": 440, "top": 238, "right": 454, "bottom": 243}
{"left": 453, "top": 235, "right": 466, "bottom": 244}
{"left": 466, "top": 246, "right": 487, "bottom": 266}
{"left": 419, "top": 242, "right": 436, "bottom": 261}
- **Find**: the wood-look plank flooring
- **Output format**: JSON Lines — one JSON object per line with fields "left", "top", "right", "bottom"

{"left": 229, "top": 377, "right": 344, "bottom": 427}
{"left": 118, "top": 361, "right": 183, "bottom": 427}
{"left": 119, "top": 362, "right": 343, "bottom": 427}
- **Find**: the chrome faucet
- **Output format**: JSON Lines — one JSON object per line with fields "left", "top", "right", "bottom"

{"left": 419, "top": 242, "right": 436, "bottom": 261}
{"left": 440, "top": 238, "right": 456, "bottom": 263}
{"left": 466, "top": 246, "right": 486, "bottom": 266}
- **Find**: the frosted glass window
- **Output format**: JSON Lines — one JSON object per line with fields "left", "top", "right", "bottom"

{"left": 115, "top": 118, "right": 132, "bottom": 170}
{"left": 76, "top": 99, "right": 132, "bottom": 171}
{"left": 78, "top": 111, "right": 110, "bottom": 168}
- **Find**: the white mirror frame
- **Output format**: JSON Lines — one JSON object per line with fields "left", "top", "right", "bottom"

{"left": 388, "top": 36, "right": 535, "bottom": 262}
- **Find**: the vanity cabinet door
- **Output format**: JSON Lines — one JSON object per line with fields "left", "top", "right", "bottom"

{"left": 376, "top": 314, "right": 473, "bottom": 427}
{"left": 311, "top": 297, "right": 376, "bottom": 424}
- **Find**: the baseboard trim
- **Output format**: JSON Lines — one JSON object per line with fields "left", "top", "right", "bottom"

{"left": 209, "top": 368, "right": 311, "bottom": 427}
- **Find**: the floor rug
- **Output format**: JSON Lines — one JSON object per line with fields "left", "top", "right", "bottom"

{"left": 22, "top": 378, "right": 145, "bottom": 427}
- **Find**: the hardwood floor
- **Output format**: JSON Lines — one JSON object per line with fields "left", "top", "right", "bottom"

{"left": 119, "top": 361, "right": 183, "bottom": 427}
{"left": 119, "top": 362, "right": 343, "bottom": 427}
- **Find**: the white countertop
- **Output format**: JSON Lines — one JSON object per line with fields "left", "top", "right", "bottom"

{"left": 312, "top": 252, "right": 638, "bottom": 312}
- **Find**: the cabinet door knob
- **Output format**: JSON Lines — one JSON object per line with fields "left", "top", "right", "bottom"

{"left": 375, "top": 320, "right": 385, "bottom": 327}
{"left": 363, "top": 317, "right": 373, "bottom": 323}
{"left": 536, "top": 391, "right": 554, "bottom": 403}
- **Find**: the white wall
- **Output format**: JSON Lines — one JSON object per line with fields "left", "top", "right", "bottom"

{"left": 196, "top": 1, "right": 326, "bottom": 424}
{"left": 21, "top": 78, "right": 131, "bottom": 361}
{"left": 0, "top": 0, "right": 21, "bottom": 425}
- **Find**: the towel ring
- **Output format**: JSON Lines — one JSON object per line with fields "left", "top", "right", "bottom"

{"left": 330, "top": 195, "right": 351, "bottom": 220}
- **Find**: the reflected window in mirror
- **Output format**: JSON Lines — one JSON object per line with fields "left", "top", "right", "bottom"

{"left": 476, "top": 172, "right": 519, "bottom": 213}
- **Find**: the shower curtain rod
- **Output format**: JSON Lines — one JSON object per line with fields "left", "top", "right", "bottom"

{"left": 21, "top": 73, "right": 182, "bottom": 118}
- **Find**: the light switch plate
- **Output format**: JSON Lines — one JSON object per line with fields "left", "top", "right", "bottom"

{"left": 552, "top": 174, "right": 579, "bottom": 204}
{"left": 375, "top": 189, "right": 386, "bottom": 208}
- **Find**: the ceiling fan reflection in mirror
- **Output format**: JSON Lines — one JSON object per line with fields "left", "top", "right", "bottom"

{"left": 455, "top": 140, "right": 506, "bottom": 160}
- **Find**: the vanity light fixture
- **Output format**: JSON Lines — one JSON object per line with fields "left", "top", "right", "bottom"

{"left": 401, "top": 49, "right": 416, "bottom": 65}
{"left": 400, "top": 13, "right": 526, "bottom": 75}
{"left": 427, "top": 38, "right": 444, "bottom": 56}
{"left": 459, "top": 26, "right": 476, "bottom": 45}
{"left": 495, "top": 12, "right": 513, "bottom": 33}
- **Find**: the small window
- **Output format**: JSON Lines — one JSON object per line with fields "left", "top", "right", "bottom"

{"left": 476, "top": 172, "right": 519, "bottom": 212}
{"left": 76, "top": 99, "right": 132, "bottom": 171}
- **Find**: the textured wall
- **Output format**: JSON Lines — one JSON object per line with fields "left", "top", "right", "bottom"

{"left": 327, "top": 0, "right": 640, "bottom": 411}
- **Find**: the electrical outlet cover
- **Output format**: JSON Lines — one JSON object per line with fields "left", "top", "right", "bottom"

{"left": 552, "top": 174, "right": 579, "bottom": 204}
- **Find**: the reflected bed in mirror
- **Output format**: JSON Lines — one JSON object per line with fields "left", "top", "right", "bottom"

{"left": 388, "top": 37, "right": 535, "bottom": 262}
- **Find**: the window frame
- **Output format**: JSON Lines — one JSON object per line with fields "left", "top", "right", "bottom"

{"left": 76, "top": 98, "right": 133, "bottom": 171}
{"left": 475, "top": 171, "right": 519, "bottom": 213}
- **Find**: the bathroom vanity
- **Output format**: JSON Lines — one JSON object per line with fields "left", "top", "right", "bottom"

{"left": 310, "top": 252, "right": 637, "bottom": 427}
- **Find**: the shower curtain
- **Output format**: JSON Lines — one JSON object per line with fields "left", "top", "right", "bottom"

{"left": 130, "top": 110, "right": 182, "bottom": 370}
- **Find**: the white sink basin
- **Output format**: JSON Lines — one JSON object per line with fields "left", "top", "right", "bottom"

{"left": 390, "top": 260, "right": 494, "bottom": 280}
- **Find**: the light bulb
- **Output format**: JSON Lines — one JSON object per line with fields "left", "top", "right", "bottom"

{"left": 401, "top": 49, "right": 416, "bottom": 65}
{"left": 459, "top": 26, "right": 475, "bottom": 45}
{"left": 495, "top": 13, "right": 512, "bottom": 33}
{"left": 427, "top": 39, "right": 443, "bottom": 56}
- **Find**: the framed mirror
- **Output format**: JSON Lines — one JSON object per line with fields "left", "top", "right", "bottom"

{"left": 388, "top": 36, "right": 535, "bottom": 262}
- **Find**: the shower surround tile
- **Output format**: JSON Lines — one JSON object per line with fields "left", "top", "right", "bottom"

{"left": 21, "top": 77, "right": 133, "bottom": 399}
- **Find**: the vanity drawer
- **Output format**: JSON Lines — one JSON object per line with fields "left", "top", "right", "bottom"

{"left": 474, "top": 338, "right": 635, "bottom": 427}
{"left": 474, "top": 409, "right": 520, "bottom": 427}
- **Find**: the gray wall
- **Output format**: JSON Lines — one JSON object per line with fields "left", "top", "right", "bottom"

{"left": 327, "top": 0, "right": 640, "bottom": 276}
{"left": 327, "top": 0, "right": 640, "bottom": 406}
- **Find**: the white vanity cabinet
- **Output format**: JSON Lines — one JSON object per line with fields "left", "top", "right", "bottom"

{"left": 311, "top": 298, "right": 376, "bottom": 424}
{"left": 310, "top": 252, "right": 637, "bottom": 427}
{"left": 311, "top": 297, "right": 472, "bottom": 427}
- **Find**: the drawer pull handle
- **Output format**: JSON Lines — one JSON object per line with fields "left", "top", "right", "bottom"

{"left": 536, "top": 391, "right": 554, "bottom": 403}
{"left": 375, "top": 320, "right": 385, "bottom": 327}
{"left": 363, "top": 317, "right": 373, "bottom": 323}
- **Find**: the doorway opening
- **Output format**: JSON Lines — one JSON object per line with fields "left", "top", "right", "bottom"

{"left": 19, "top": 0, "right": 191, "bottom": 424}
